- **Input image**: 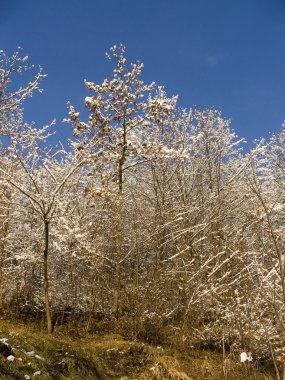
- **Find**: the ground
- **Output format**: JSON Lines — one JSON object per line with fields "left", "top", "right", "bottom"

{"left": 0, "top": 318, "right": 275, "bottom": 379}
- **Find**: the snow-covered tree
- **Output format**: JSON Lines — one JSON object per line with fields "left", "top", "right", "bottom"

{"left": 0, "top": 124, "right": 85, "bottom": 333}
{"left": 0, "top": 48, "right": 44, "bottom": 139}
{"left": 66, "top": 44, "right": 183, "bottom": 317}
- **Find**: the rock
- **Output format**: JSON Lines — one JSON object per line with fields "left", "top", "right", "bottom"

{"left": 0, "top": 341, "right": 12, "bottom": 357}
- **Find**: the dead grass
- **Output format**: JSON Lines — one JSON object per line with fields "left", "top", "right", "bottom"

{"left": 0, "top": 318, "right": 275, "bottom": 379}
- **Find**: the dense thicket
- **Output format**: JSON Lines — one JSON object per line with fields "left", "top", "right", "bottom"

{"left": 1, "top": 46, "right": 285, "bottom": 378}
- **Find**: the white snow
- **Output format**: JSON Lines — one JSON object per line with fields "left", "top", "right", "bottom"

{"left": 25, "top": 351, "right": 35, "bottom": 356}
{"left": 24, "top": 351, "right": 44, "bottom": 360}
{"left": 240, "top": 352, "right": 253, "bottom": 362}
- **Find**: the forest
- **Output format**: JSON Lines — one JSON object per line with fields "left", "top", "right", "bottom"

{"left": 0, "top": 45, "right": 285, "bottom": 379}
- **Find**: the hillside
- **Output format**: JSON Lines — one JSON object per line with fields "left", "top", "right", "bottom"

{"left": 0, "top": 319, "right": 274, "bottom": 380}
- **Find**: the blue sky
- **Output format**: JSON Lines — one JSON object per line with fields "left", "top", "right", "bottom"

{"left": 1, "top": 0, "right": 285, "bottom": 144}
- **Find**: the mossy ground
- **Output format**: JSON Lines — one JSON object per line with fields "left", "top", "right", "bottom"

{"left": 0, "top": 318, "right": 275, "bottom": 379}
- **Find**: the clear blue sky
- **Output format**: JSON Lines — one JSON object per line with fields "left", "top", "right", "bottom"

{"left": 1, "top": 0, "right": 285, "bottom": 143}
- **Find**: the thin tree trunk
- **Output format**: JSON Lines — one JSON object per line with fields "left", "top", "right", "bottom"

{"left": 112, "top": 125, "right": 126, "bottom": 317}
{"left": 112, "top": 200, "right": 122, "bottom": 318}
{"left": 43, "top": 219, "right": 52, "bottom": 334}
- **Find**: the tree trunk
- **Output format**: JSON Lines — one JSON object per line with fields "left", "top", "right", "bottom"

{"left": 112, "top": 131, "right": 126, "bottom": 317}
{"left": 112, "top": 202, "right": 122, "bottom": 318}
{"left": 43, "top": 219, "right": 52, "bottom": 334}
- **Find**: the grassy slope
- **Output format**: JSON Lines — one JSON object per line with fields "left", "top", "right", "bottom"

{"left": 0, "top": 319, "right": 274, "bottom": 380}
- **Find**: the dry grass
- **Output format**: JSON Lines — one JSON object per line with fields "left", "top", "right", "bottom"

{"left": 0, "top": 318, "right": 275, "bottom": 379}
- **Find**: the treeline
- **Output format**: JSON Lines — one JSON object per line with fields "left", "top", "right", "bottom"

{"left": 0, "top": 45, "right": 285, "bottom": 378}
